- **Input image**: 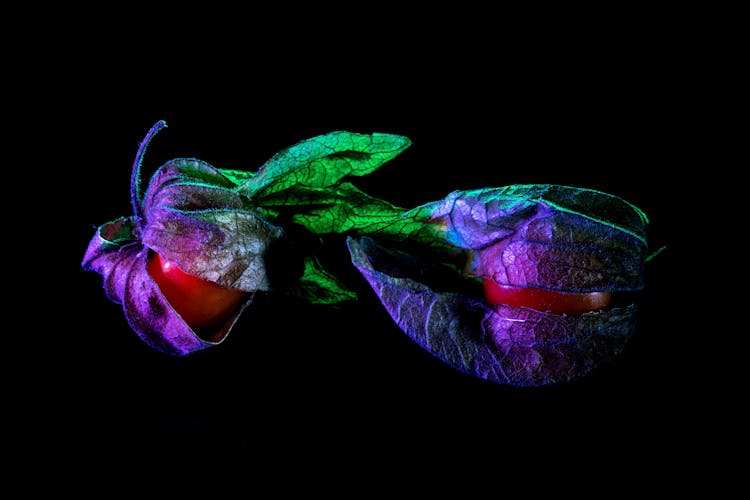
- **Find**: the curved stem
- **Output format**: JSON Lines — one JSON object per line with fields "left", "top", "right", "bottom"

{"left": 131, "top": 120, "right": 168, "bottom": 219}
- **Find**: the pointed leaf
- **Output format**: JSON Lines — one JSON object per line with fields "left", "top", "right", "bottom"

{"left": 287, "top": 256, "right": 358, "bottom": 305}
{"left": 239, "top": 131, "right": 411, "bottom": 199}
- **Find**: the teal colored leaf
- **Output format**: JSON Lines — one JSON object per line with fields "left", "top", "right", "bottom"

{"left": 238, "top": 131, "right": 412, "bottom": 199}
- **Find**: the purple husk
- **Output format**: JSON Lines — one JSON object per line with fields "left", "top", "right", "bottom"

{"left": 348, "top": 236, "right": 639, "bottom": 386}
{"left": 82, "top": 123, "right": 282, "bottom": 355}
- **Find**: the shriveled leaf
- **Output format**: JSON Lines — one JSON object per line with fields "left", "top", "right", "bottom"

{"left": 83, "top": 216, "right": 252, "bottom": 355}
{"left": 97, "top": 216, "right": 139, "bottom": 247}
{"left": 427, "top": 186, "right": 648, "bottom": 248}
{"left": 82, "top": 217, "right": 142, "bottom": 303}
{"left": 431, "top": 187, "right": 648, "bottom": 292}
{"left": 363, "top": 186, "right": 649, "bottom": 293}
{"left": 467, "top": 209, "right": 647, "bottom": 292}
{"left": 143, "top": 159, "right": 252, "bottom": 214}
{"left": 142, "top": 208, "right": 283, "bottom": 291}
{"left": 136, "top": 156, "right": 284, "bottom": 292}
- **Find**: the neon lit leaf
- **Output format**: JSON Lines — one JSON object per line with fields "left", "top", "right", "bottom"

{"left": 288, "top": 256, "right": 358, "bottom": 305}
{"left": 238, "top": 130, "right": 411, "bottom": 198}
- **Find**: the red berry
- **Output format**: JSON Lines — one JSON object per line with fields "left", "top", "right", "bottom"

{"left": 147, "top": 252, "right": 248, "bottom": 331}
{"left": 482, "top": 279, "right": 611, "bottom": 315}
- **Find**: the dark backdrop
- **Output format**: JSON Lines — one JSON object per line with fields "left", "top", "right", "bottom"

{"left": 26, "top": 27, "right": 701, "bottom": 472}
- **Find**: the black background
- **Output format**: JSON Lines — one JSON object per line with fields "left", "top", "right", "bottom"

{"left": 19, "top": 12, "right": 711, "bottom": 478}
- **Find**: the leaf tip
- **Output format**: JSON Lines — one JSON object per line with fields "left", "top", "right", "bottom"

{"left": 645, "top": 245, "right": 667, "bottom": 263}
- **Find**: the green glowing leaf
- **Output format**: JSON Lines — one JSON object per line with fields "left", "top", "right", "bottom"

{"left": 218, "top": 168, "right": 255, "bottom": 186}
{"left": 289, "top": 256, "right": 358, "bottom": 305}
{"left": 238, "top": 131, "right": 412, "bottom": 199}
{"left": 356, "top": 202, "right": 470, "bottom": 266}
{"left": 259, "top": 182, "right": 406, "bottom": 235}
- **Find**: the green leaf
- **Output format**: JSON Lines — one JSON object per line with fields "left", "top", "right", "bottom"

{"left": 218, "top": 167, "right": 255, "bottom": 186}
{"left": 288, "top": 256, "right": 358, "bottom": 305}
{"left": 259, "top": 182, "right": 406, "bottom": 234}
{"left": 238, "top": 131, "right": 411, "bottom": 199}
{"left": 355, "top": 201, "right": 466, "bottom": 262}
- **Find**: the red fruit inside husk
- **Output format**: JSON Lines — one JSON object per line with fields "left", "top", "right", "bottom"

{"left": 483, "top": 279, "right": 611, "bottom": 315}
{"left": 147, "top": 252, "right": 248, "bottom": 331}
